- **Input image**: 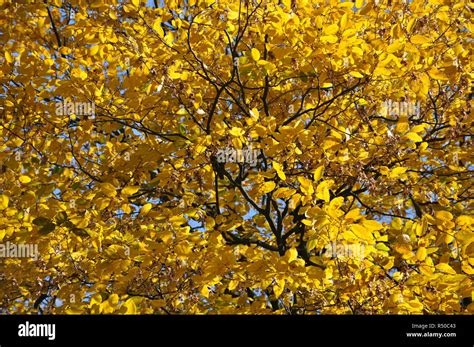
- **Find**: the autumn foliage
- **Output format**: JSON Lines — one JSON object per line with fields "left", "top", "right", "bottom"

{"left": 0, "top": 0, "right": 473, "bottom": 314}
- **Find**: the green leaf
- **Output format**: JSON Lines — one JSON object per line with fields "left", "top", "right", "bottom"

{"left": 72, "top": 228, "right": 89, "bottom": 237}
{"left": 55, "top": 211, "right": 68, "bottom": 225}
{"left": 178, "top": 124, "right": 186, "bottom": 136}
{"left": 376, "top": 243, "right": 390, "bottom": 252}
{"left": 32, "top": 217, "right": 51, "bottom": 226}
{"left": 33, "top": 217, "right": 56, "bottom": 235}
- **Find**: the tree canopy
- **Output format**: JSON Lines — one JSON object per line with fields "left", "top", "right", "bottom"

{"left": 0, "top": 0, "right": 473, "bottom": 314}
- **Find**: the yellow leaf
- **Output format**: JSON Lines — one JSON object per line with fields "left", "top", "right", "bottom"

{"left": 350, "top": 71, "right": 364, "bottom": 78}
{"left": 345, "top": 208, "right": 361, "bottom": 221}
{"left": 411, "top": 34, "right": 430, "bottom": 44}
{"left": 298, "top": 176, "right": 314, "bottom": 195}
{"left": 461, "top": 263, "right": 474, "bottom": 275}
{"left": 285, "top": 248, "right": 298, "bottom": 263}
{"left": 389, "top": 167, "right": 408, "bottom": 179}
{"left": 122, "top": 186, "right": 140, "bottom": 196}
{"left": 0, "top": 195, "right": 8, "bottom": 210}
{"left": 351, "top": 224, "right": 373, "bottom": 241}
{"left": 339, "top": 1, "right": 355, "bottom": 8}
{"left": 249, "top": 108, "right": 259, "bottom": 120}
{"left": 456, "top": 215, "right": 473, "bottom": 226}
{"left": 428, "top": 68, "right": 448, "bottom": 81}
{"left": 376, "top": 243, "right": 390, "bottom": 252}
{"left": 419, "top": 73, "right": 430, "bottom": 95}
{"left": 90, "top": 293, "right": 102, "bottom": 306}
{"left": 206, "top": 216, "right": 215, "bottom": 229}
{"left": 140, "top": 203, "right": 152, "bottom": 215}
{"left": 228, "top": 280, "right": 238, "bottom": 291}
{"left": 273, "top": 161, "right": 286, "bottom": 181}
{"left": 176, "top": 240, "right": 193, "bottom": 255}
{"left": 329, "top": 197, "right": 344, "bottom": 211}
{"left": 416, "top": 247, "right": 427, "bottom": 261}
{"left": 227, "top": 10, "right": 239, "bottom": 20}
{"left": 261, "top": 181, "right": 276, "bottom": 194}
{"left": 362, "top": 219, "right": 383, "bottom": 231}
{"left": 251, "top": 48, "right": 260, "bottom": 61}
{"left": 71, "top": 68, "right": 87, "bottom": 81}
{"left": 273, "top": 279, "right": 285, "bottom": 298}
{"left": 4, "top": 51, "right": 13, "bottom": 63}
{"left": 407, "top": 18, "right": 416, "bottom": 33}
{"left": 19, "top": 175, "right": 31, "bottom": 184}
{"left": 419, "top": 263, "right": 434, "bottom": 276}
{"left": 313, "top": 165, "right": 324, "bottom": 182}
{"left": 434, "top": 210, "right": 453, "bottom": 221}
{"left": 229, "top": 127, "right": 244, "bottom": 137}
{"left": 407, "top": 299, "right": 424, "bottom": 312}
{"left": 200, "top": 285, "right": 210, "bottom": 298}
{"left": 96, "top": 198, "right": 110, "bottom": 211}
{"left": 89, "top": 45, "right": 99, "bottom": 56}
{"left": 435, "top": 263, "right": 456, "bottom": 275}
{"left": 122, "top": 298, "right": 137, "bottom": 314}
{"left": 274, "top": 187, "right": 296, "bottom": 199}
{"left": 153, "top": 19, "right": 164, "bottom": 38}
{"left": 411, "top": 124, "right": 427, "bottom": 133}
{"left": 316, "top": 181, "right": 331, "bottom": 202}
{"left": 374, "top": 67, "right": 391, "bottom": 76}
{"left": 321, "top": 35, "right": 338, "bottom": 44}
{"left": 406, "top": 132, "right": 423, "bottom": 142}
{"left": 340, "top": 13, "right": 348, "bottom": 29}
{"left": 323, "top": 24, "right": 339, "bottom": 35}
{"left": 100, "top": 182, "right": 117, "bottom": 197}
{"left": 352, "top": 46, "right": 364, "bottom": 56}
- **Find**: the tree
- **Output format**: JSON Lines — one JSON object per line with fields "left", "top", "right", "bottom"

{"left": 0, "top": 0, "right": 472, "bottom": 314}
